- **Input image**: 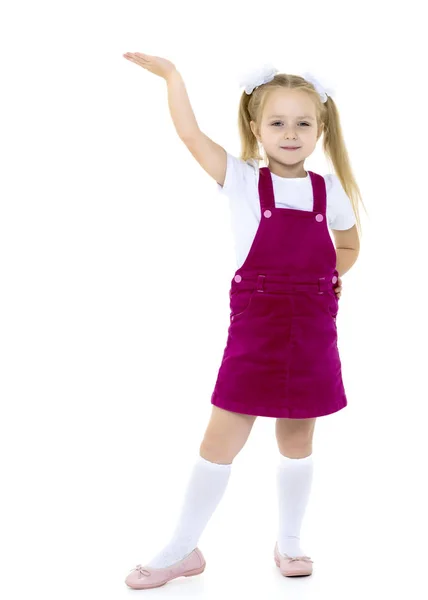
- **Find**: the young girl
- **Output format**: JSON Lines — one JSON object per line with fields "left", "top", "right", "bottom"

{"left": 122, "top": 54, "right": 363, "bottom": 590}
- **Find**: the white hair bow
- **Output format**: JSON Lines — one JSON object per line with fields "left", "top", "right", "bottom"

{"left": 238, "top": 63, "right": 278, "bottom": 95}
{"left": 301, "top": 71, "right": 335, "bottom": 103}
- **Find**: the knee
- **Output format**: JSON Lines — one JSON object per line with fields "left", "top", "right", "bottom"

{"left": 275, "top": 428, "right": 315, "bottom": 458}
{"left": 277, "top": 443, "right": 313, "bottom": 459}
{"left": 199, "top": 439, "right": 235, "bottom": 465}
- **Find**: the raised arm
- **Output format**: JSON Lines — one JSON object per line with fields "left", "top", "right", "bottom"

{"left": 166, "top": 69, "right": 227, "bottom": 186}
{"left": 123, "top": 53, "right": 227, "bottom": 186}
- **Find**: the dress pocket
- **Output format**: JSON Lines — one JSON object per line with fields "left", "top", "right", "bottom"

{"left": 230, "top": 289, "right": 256, "bottom": 322}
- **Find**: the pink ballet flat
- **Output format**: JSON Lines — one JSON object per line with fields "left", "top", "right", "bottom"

{"left": 274, "top": 542, "right": 313, "bottom": 577}
{"left": 124, "top": 547, "right": 206, "bottom": 589}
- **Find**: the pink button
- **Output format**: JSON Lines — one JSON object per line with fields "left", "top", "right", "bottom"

{"left": 315, "top": 214, "right": 323, "bottom": 222}
{"left": 264, "top": 209, "right": 272, "bottom": 218}
{"left": 332, "top": 275, "right": 338, "bottom": 284}
{"left": 234, "top": 275, "right": 242, "bottom": 283}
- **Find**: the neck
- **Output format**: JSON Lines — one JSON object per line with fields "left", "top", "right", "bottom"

{"left": 267, "top": 156, "right": 307, "bottom": 179}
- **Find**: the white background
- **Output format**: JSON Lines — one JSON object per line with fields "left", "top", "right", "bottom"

{"left": 1, "top": 1, "right": 427, "bottom": 598}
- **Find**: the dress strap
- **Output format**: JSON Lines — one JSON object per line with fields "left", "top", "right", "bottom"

{"left": 258, "top": 167, "right": 327, "bottom": 215}
{"left": 308, "top": 171, "right": 327, "bottom": 215}
{"left": 258, "top": 167, "right": 275, "bottom": 212}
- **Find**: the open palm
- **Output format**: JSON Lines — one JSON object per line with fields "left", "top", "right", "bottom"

{"left": 123, "top": 52, "right": 176, "bottom": 80}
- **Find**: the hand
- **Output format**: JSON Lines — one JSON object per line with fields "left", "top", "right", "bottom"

{"left": 123, "top": 52, "right": 177, "bottom": 81}
{"left": 334, "top": 276, "right": 342, "bottom": 299}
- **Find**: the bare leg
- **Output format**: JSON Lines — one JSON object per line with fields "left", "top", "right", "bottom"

{"left": 199, "top": 405, "right": 258, "bottom": 463}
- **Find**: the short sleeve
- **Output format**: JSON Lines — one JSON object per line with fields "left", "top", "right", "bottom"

{"left": 216, "top": 152, "right": 258, "bottom": 198}
{"left": 325, "top": 173, "right": 356, "bottom": 230}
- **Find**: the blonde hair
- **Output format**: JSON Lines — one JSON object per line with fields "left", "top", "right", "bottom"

{"left": 238, "top": 73, "right": 366, "bottom": 237}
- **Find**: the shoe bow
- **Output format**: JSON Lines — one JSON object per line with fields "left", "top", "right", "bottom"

{"left": 132, "top": 564, "right": 151, "bottom": 577}
{"left": 287, "top": 556, "right": 313, "bottom": 563}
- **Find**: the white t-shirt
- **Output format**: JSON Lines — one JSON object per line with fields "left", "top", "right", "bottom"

{"left": 216, "top": 152, "right": 356, "bottom": 269}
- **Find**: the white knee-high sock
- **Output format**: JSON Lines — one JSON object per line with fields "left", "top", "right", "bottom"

{"left": 277, "top": 453, "right": 314, "bottom": 558}
{"left": 147, "top": 455, "right": 232, "bottom": 568}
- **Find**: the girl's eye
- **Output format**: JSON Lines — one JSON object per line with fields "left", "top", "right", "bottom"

{"left": 271, "top": 122, "right": 309, "bottom": 127}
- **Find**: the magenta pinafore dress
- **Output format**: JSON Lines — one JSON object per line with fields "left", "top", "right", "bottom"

{"left": 211, "top": 167, "right": 347, "bottom": 419}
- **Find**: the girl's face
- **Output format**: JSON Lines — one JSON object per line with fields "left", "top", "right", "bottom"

{"left": 250, "top": 88, "right": 322, "bottom": 173}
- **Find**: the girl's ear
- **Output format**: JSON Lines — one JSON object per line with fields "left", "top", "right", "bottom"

{"left": 250, "top": 120, "right": 261, "bottom": 142}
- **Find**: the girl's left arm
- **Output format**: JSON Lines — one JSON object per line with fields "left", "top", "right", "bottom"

{"left": 332, "top": 225, "right": 360, "bottom": 277}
